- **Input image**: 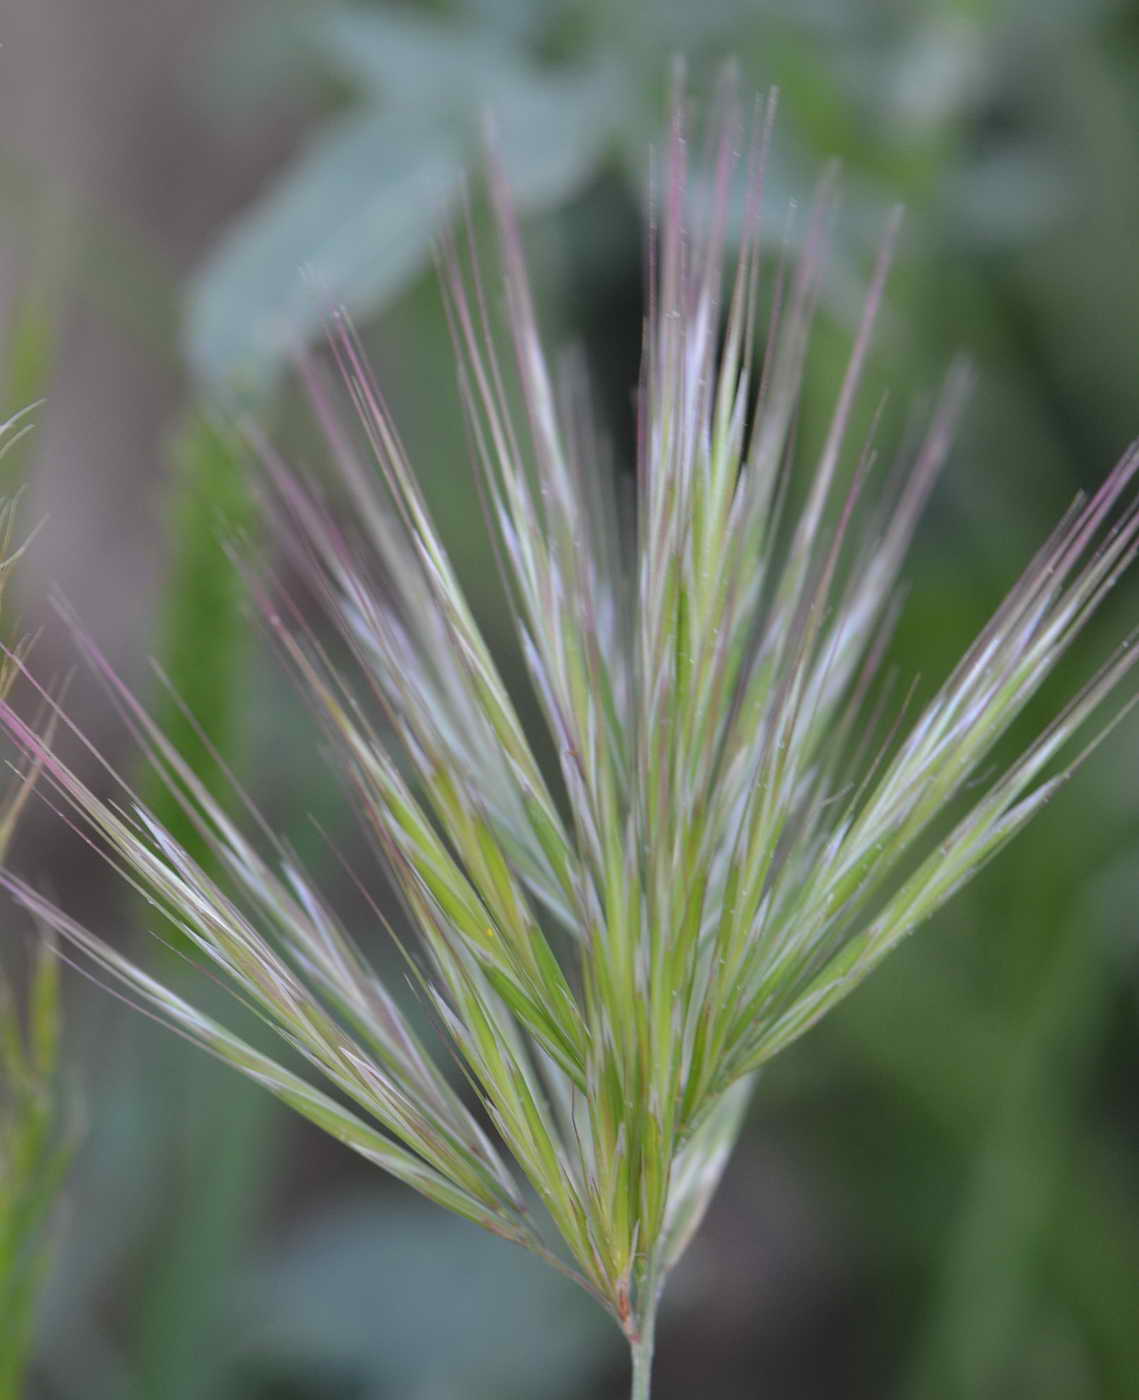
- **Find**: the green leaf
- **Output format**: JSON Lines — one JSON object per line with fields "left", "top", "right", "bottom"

{"left": 312, "top": 7, "right": 521, "bottom": 109}
{"left": 489, "top": 62, "right": 618, "bottom": 214}
{"left": 147, "top": 416, "right": 253, "bottom": 883}
{"left": 237, "top": 1196, "right": 614, "bottom": 1397}
{"left": 188, "top": 3, "right": 618, "bottom": 388}
{"left": 0, "top": 291, "right": 55, "bottom": 494}
{"left": 0, "top": 941, "right": 70, "bottom": 1399}
{"left": 314, "top": 6, "right": 618, "bottom": 208}
{"left": 185, "top": 109, "right": 464, "bottom": 387}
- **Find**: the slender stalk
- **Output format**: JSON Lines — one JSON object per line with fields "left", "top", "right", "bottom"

{"left": 630, "top": 1308, "right": 657, "bottom": 1400}
{"left": 630, "top": 1258, "right": 661, "bottom": 1400}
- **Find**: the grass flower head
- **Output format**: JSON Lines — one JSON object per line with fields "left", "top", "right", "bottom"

{"left": 4, "top": 80, "right": 1139, "bottom": 1396}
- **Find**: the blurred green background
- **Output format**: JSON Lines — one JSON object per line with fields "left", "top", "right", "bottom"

{"left": 2, "top": 1, "right": 1138, "bottom": 1396}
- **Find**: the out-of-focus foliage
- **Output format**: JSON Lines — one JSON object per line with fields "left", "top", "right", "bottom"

{"left": 1, "top": 297, "right": 56, "bottom": 496}
{"left": 0, "top": 439, "right": 69, "bottom": 1398}
{"left": 0, "top": 939, "right": 69, "bottom": 1400}
{"left": 132, "top": 418, "right": 267, "bottom": 1400}
{"left": 236, "top": 1194, "right": 613, "bottom": 1397}
{"left": 146, "top": 416, "right": 254, "bottom": 878}
{"left": 0, "top": 153, "right": 178, "bottom": 365}
{"left": 186, "top": 0, "right": 1132, "bottom": 392}
{"left": 188, "top": 2, "right": 618, "bottom": 387}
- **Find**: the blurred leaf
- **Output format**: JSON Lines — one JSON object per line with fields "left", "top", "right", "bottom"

{"left": 465, "top": 0, "right": 549, "bottom": 42}
{"left": 313, "top": 7, "right": 523, "bottom": 107}
{"left": 33, "top": 1007, "right": 279, "bottom": 1400}
{"left": 147, "top": 416, "right": 253, "bottom": 880}
{"left": 187, "top": 5, "right": 621, "bottom": 388}
{"left": 489, "top": 61, "right": 618, "bottom": 212}
{"left": 950, "top": 146, "right": 1067, "bottom": 245}
{"left": 0, "top": 152, "right": 178, "bottom": 362}
{"left": 0, "top": 290, "right": 56, "bottom": 493}
{"left": 0, "top": 942, "right": 72, "bottom": 1400}
{"left": 134, "top": 417, "right": 272, "bottom": 1400}
{"left": 235, "top": 1195, "right": 616, "bottom": 1398}
{"left": 186, "top": 109, "right": 464, "bottom": 387}
{"left": 1049, "top": 1139, "right": 1139, "bottom": 1394}
{"left": 902, "top": 859, "right": 1128, "bottom": 1399}
{"left": 836, "top": 949, "right": 1010, "bottom": 1145}
{"left": 137, "top": 1055, "right": 278, "bottom": 1400}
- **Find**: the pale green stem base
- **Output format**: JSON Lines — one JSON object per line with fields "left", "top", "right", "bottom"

{"left": 630, "top": 1326, "right": 655, "bottom": 1400}
{"left": 629, "top": 1290, "right": 659, "bottom": 1399}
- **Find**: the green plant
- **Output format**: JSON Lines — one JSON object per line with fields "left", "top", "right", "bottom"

{"left": 0, "top": 447, "right": 69, "bottom": 1397}
{"left": 3, "top": 84, "right": 1138, "bottom": 1395}
{"left": 0, "top": 935, "right": 67, "bottom": 1400}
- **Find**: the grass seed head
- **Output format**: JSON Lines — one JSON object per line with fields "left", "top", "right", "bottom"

{"left": 3, "top": 76, "right": 1138, "bottom": 1359}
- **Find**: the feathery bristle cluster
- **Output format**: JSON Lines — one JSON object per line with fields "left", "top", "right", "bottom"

{"left": 3, "top": 83, "right": 1138, "bottom": 1372}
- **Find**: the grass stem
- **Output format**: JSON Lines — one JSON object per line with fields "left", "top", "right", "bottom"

{"left": 630, "top": 1323, "right": 655, "bottom": 1400}
{"left": 630, "top": 1271, "right": 659, "bottom": 1400}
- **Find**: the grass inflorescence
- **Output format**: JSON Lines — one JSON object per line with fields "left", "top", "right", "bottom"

{"left": 3, "top": 77, "right": 1138, "bottom": 1395}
